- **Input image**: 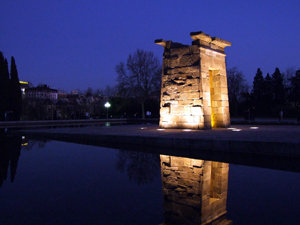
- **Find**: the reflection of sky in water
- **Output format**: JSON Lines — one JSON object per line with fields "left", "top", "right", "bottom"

{"left": 0, "top": 138, "right": 299, "bottom": 225}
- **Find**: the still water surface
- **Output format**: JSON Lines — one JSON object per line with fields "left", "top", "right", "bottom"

{"left": 0, "top": 136, "right": 299, "bottom": 225}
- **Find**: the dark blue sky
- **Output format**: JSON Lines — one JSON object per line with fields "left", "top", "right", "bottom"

{"left": 1, "top": 0, "right": 299, "bottom": 91}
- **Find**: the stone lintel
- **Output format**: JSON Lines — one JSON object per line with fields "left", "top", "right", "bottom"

{"left": 190, "top": 31, "right": 212, "bottom": 42}
{"left": 211, "top": 37, "right": 231, "bottom": 48}
{"left": 190, "top": 31, "right": 231, "bottom": 51}
{"left": 155, "top": 39, "right": 167, "bottom": 47}
{"left": 198, "top": 44, "right": 227, "bottom": 56}
{"left": 155, "top": 39, "right": 189, "bottom": 50}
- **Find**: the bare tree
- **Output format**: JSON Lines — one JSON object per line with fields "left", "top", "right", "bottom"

{"left": 227, "top": 68, "right": 249, "bottom": 99}
{"left": 227, "top": 67, "right": 249, "bottom": 116}
{"left": 283, "top": 67, "right": 296, "bottom": 88}
{"left": 116, "top": 49, "right": 161, "bottom": 118}
{"left": 85, "top": 87, "right": 93, "bottom": 97}
{"left": 103, "top": 85, "right": 117, "bottom": 98}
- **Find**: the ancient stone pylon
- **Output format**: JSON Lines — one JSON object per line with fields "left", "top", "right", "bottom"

{"left": 155, "top": 31, "right": 231, "bottom": 129}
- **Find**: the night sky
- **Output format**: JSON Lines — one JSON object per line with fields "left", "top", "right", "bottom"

{"left": 1, "top": 0, "right": 299, "bottom": 92}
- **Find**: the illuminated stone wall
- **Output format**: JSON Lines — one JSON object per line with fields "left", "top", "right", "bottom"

{"left": 156, "top": 31, "right": 231, "bottom": 129}
{"left": 160, "top": 155, "right": 231, "bottom": 225}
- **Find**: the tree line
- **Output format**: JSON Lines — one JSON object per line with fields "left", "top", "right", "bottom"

{"left": 0, "top": 52, "right": 22, "bottom": 121}
{"left": 227, "top": 67, "right": 300, "bottom": 120}
{"left": 117, "top": 49, "right": 300, "bottom": 120}
{"left": 1, "top": 48, "right": 299, "bottom": 121}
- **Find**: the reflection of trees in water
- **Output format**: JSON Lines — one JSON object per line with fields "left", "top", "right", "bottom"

{"left": 22, "top": 139, "right": 48, "bottom": 151}
{"left": 0, "top": 135, "right": 49, "bottom": 187}
{"left": 0, "top": 135, "right": 22, "bottom": 187}
{"left": 116, "top": 150, "right": 160, "bottom": 185}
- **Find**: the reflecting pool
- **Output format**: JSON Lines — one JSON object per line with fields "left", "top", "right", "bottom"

{"left": 0, "top": 136, "right": 299, "bottom": 225}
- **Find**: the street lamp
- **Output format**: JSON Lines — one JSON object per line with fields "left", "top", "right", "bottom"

{"left": 104, "top": 102, "right": 111, "bottom": 119}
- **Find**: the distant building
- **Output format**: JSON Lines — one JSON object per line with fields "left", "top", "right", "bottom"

{"left": 19, "top": 81, "right": 31, "bottom": 96}
{"left": 71, "top": 89, "right": 79, "bottom": 95}
{"left": 57, "top": 90, "right": 67, "bottom": 99}
{"left": 26, "top": 85, "right": 58, "bottom": 100}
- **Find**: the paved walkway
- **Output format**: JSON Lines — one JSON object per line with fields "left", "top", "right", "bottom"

{"left": 18, "top": 124, "right": 300, "bottom": 153}
{"left": 231, "top": 117, "right": 299, "bottom": 125}
{"left": 25, "top": 124, "right": 300, "bottom": 142}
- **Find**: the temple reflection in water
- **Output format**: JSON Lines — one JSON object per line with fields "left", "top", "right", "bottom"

{"left": 160, "top": 155, "right": 232, "bottom": 225}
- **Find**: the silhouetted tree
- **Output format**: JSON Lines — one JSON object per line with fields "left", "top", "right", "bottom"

{"left": 290, "top": 70, "right": 300, "bottom": 108}
{"left": 10, "top": 57, "right": 22, "bottom": 120}
{"left": 116, "top": 49, "right": 161, "bottom": 118}
{"left": 283, "top": 67, "right": 295, "bottom": 88}
{"left": 227, "top": 67, "right": 249, "bottom": 116}
{"left": 0, "top": 52, "right": 10, "bottom": 120}
{"left": 271, "top": 67, "right": 285, "bottom": 112}
{"left": 262, "top": 73, "right": 274, "bottom": 115}
{"left": 85, "top": 87, "right": 93, "bottom": 97}
{"left": 102, "top": 85, "right": 117, "bottom": 98}
{"left": 252, "top": 68, "right": 264, "bottom": 115}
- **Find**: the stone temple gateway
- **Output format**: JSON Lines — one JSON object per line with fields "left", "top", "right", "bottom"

{"left": 155, "top": 31, "right": 231, "bottom": 129}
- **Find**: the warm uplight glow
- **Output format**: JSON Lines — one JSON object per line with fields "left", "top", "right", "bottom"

{"left": 184, "top": 114, "right": 201, "bottom": 127}
{"left": 104, "top": 102, "right": 111, "bottom": 108}
{"left": 228, "top": 127, "right": 242, "bottom": 132}
{"left": 250, "top": 127, "right": 259, "bottom": 129}
{"left": 209, "top": 70, "right": 216, "bottom": 128}
{"left": 232, "top": 129, "right": 241, "bottom": 132}
{"left": 19, "top": 81, "right": 28, "bottom": 84}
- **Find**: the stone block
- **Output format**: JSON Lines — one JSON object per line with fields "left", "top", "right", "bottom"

{"left": 193, "top": 99, "right": 203, "bottom": 106}
{"left": 191, "top": 106, "right": 202, "bottom": 116}
{"left": 179, "top": 54, "right": 200, "bottom": 67}
{"left": 160, "top": 107, "right": 170, "bottom": 115}
{"left": 221, "top": 94, "right": 229, "bottom": 101}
